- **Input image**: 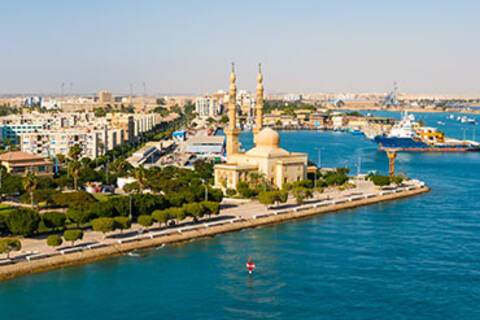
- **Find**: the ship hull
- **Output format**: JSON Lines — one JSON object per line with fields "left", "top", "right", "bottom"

{"left": 374, "top": 136, "right": 480, "bottom": 153}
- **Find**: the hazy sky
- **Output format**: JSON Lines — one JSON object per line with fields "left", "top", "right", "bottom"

{"left": 1, "top": 0, "right": 479, "bottom": 95}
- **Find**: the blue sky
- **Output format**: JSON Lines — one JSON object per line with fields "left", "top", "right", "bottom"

{"left": 0, "top": 0, "right": 479, "bottom": 95}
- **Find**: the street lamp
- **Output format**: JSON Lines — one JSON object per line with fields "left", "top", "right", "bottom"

{"left": 201, "top": 178, "right": 209, "bottom": 201}
{"left": 129, "top": 194, "right": 133, "bottom": 220}
{"left": 314, "top": 147, "right": 322, "bottom": 189}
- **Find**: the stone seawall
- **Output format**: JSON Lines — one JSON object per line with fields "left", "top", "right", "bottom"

{"left": 0, "top": 186, "right": 430, "bottom": 282}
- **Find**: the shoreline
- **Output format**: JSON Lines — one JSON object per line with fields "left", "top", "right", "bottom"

{"left": 0, "top": 186, "right": 430, "bottom": 282}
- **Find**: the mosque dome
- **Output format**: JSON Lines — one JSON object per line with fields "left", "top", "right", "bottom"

{"left": 256, "top": 127, "right": 280, "bottom": 147}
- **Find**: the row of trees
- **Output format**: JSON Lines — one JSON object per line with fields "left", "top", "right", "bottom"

{"left": 230, "top": 168, "right": 351, "bottom": 202}
{"left": 367, "top": 174, "right": 404, "bottom": 187}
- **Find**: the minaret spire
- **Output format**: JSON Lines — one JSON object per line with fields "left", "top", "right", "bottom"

{"left": 225, "top": 62, "right": 240, "bottom": 158}
{"left": 253, "top": 63, "right": 264, "bottom": 144}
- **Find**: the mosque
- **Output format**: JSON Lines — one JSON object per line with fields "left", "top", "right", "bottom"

{"left": 214, "top": 64, "right": 308, "bottom": 191}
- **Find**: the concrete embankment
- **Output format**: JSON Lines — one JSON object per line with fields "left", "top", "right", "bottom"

{"left": 0, "top": 186, "right": 429, "bottom": 282}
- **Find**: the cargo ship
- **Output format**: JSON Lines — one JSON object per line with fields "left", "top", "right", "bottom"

{"left": 374, "top": 113, "right": 480, "bottom": 152}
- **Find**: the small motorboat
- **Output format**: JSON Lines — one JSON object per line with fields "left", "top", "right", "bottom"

{"left": 246, "top": 257, "right": 256, "bottom": 274}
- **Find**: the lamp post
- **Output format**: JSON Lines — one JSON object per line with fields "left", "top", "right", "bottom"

{"left": 314, "top": 147, "right": 321, "bottom": 189}
{"left": 129, "top": 194, "right": 133, "bottom": 220}
{"left": 201, "top": 178, "right": 209, "bottom": 201}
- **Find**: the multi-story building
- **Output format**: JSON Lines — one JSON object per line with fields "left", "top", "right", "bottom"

{"left": 97, "top": 90, "right": 113, "bottom": 104}
{"left": 0, "top": 151, "right": 53, "bottom": 175}
{"left": 195, "top": 96, "right": 220, "bottom": 118}
{"left": 20, "top": 128, "right": 108, "bottom": 159}
{"left": 1, "top": 110, "right": 167, "bottom": 160}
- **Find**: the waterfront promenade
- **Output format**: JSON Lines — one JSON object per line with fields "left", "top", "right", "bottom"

{"left": 0, "top": 178, "right": 428, "bottom": 281}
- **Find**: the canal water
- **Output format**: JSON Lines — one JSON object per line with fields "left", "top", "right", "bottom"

{"left": 1, "top": 112, "right": 480, "bottom": 319}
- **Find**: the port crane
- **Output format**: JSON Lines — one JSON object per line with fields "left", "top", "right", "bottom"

{"left": 383, "top": 82, "right": 400, "bottom": 107}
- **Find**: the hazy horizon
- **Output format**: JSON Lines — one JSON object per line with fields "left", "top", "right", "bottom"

{"left": 1, "top": 0, "right": 479, "bottom": 95}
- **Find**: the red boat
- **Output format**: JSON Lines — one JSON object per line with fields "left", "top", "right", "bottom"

{"left": 246, "top": 257, "right": 256, "bottom": 274}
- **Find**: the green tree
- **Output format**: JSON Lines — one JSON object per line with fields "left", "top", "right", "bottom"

{"left": 68, "top": 144, "right": 83, "bottom": 161}
{"left": 68, "top": 160, "right": 82, "bottom": 190}
{"left": 0, "top": 238, "right": 21, "bottom": 259}
{"left": 132, "top": 166, "right": 148, "bottom": 193}
{"left": 237, "top": 181, "right": 257, "bottom": 198}
{"left": 137, "top": 215, "right": 153, "bottom": 228}
{"left": 193, "top": 160, "right": 213, "bottom": 180}
{"left": 66, "top": 208, "right": 93, "bottom": 227}
{"left": 94, "top": 107, "right": 107, "bottom": 117}
{"left": 369, "top": 175, "right": 391, "bottom": 187}
{"left": 46, "top": 234, "right": 63, "bottom": 247}
{"left": 170, "top": 207, "right": 186, "bottom": 222}
{"left": 111, "top": 159, "right": 132, "bottom": 177}
{"left": 123, "top": 182, "right": 140, "bottom": 194}
{"left": 258, "top": 191, "right": 276, "bottom": 208}
{"left": 0, "top": 174, "right": 23, "bottom": 195}
{"left": 183, "top": 203, "right": 204, "bottom": 222}
{"left": 277, "top": 190, "right": 289, "bottom": 204}
{"left": 201, "top": 201, "right": 220, "bottom": 218}
{"left": 292, "top": 187, "right": 313, "bottom": 205}
{"left": 63, "top": 229, "right": 83, "bottom": 246}
{"left": 22, "top": 172, "right": 38, "bottom": 207}
{"left": 53, "top": 191, "right": 97, "bottom": 210}
{"left": 89, "top": 200, "right": 118, "bottom": 218}
{"left": 6, "top": 208, "right": 41, "bottom": 236}
{"left": 114, "top": 216, "right": 131, "bottom": 233}
{"left": 152, "top": 209, "right": 171, "bottom": 227}
{"left": 91, "top": 217, "right": 116, "bottom": 239}
{"left": 42, "top": 211, "right": 66, "bottom": 230}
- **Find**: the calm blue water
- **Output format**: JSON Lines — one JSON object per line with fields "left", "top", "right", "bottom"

{"left": 2, "top": 112, "right": 480, "bottom": 319}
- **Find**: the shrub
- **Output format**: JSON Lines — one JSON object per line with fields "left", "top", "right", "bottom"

{"left": 42, "top": 211, "right": 66, "bottom": 230}
{"left": 63, "top": 229, "right": 83, "bottom": 246}
{"left": 137, "top": 215, "right": 153, "bottom": 228}
{"left": 46, "top": 234, "right": 63, "bottom": 247}
{"left": 6, "top": 208, "right": 41, "bottom": 236}
{"left": 225, "top": 189, "right": 236, "bottom": 197}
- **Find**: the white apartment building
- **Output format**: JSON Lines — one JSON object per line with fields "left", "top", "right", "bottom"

{"left": 20, "top": 127, "right": 109, "bottom": 159}
{"left": 6, "top": 111, "right": 166, "bottom": 160}
{"left": 195, "top": 96, "right": 220, "bottom": 118}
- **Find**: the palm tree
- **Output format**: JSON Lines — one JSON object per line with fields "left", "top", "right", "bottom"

{"left": 22, "top": 171, "right": 38, "bottom": 207}
{"left": 68, "top": 144, "right": 83, "bottom": 161}
{"left": 132, "top": 166, "right": 147, "bottom": 193}
{"left": 68, "top": 160, "right": 82, "bottom": 190}
{"left": 112, "top": 159, "right": 132, "bottom": 177}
